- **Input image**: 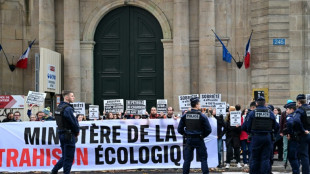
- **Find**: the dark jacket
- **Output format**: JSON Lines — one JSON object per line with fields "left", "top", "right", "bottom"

{"left": 214, "top": 114, "right": 225, "bottom": 138}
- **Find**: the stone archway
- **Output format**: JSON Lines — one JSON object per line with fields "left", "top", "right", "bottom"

{"left": 80, "top": 0, "right": 173, "bottom": 105}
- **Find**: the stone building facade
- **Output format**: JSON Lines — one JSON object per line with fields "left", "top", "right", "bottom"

{"left": 0, "top": 0, "right": 310, "bottom": 111}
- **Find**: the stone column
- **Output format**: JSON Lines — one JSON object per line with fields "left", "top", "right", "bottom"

{"left": 173, "top": 0, "right": 190, "bottom": 111}
{"left": 80, "top": 41, "right": 95, "bottom": 104}
{"left": 162, "top": 39, "right": 174, "bottom": 107}
{"left": 64, "top": 0, "right": 81, "bottom": 100}
{"left": 199, "top": 0, "right": 216, "bottom": 93}
{"left": 39, "top": 0, "right": 55, "bottom": 50}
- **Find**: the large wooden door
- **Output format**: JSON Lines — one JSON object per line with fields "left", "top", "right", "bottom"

{"left": 94, "top": 6, "right": 164, "bottom": 113}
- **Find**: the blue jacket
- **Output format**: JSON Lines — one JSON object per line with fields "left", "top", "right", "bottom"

{"left": 242, "top": 105, "right": 279, "bottom": 134}
{"left": 286, "top": 112, "right": 296, "bottom": 135}
{"left": 177, "top": 109, "right": 212, "bottom": 138}
{"left": 58, "top": 101, "right": 80, "bottom": 135}
{"left": 293, "top": 104, "right": 310, "bottom": 133}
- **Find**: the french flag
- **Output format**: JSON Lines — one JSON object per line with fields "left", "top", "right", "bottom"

{"left": 244, "top": 31, "right": 253, "bottom": 69}
{"left": 16, "top": 39, "right": 35, "bottom": 69}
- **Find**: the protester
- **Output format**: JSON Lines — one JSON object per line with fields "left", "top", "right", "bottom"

{"left": 2, "top": 112, "right": 15, "bottom": 122}
{"left": 13, "top": 111, "right": 22, "bottom": 122}
{"left": 273, "top": 107, "right": 283, "bottom": 161}
{"left": 224, "top": 106, "right": 242, "bottom": 169}
{"left": 76, "top": 114, "right": 85, "bottom": 122}
{"left": 29, "top": 114, "right": 37, "bottom": 121}
{"left": 214, "top": 108, "right": 225, "bottom": 168}
{"left": 167, "top": 107, "right": 178, "bottom": 119}
{"left": 240, "top": 108, "right": 249, "bottom": 167}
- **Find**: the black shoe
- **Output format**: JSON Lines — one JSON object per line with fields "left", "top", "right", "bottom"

{"left": 217, "top": 164, "right": 222, "bottom": 168}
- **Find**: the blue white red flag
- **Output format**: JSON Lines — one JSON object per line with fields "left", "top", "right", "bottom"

{"left": 244, "top": 32, "right": 253, "bottom": 69}
{"left": 16, "top": 39, "right": 35, "bottom": 69}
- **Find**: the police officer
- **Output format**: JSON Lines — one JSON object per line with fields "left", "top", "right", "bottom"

{"left": 242, "top": 96, "right": 279, "bottom": 174}
{"left": 178, "top": 97, "right": 212, "bottom": 174}
{"left": 51, "top": 90, "right": 80, "bottom": 174}
{"left": 293, "top": 94, "right": 310, "bottom": 174}
{"left": 284, "top": 101, "right": 300, "bottom": 174}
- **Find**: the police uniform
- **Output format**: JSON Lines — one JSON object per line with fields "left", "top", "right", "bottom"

{"left": 52, "top": 101, "right": 80, "bottom": 174}
{"left": 177, "top": 97, "right": 212, "bottom": 174}
{"left": 293, "top": 94, "right": 310, "bottom": 174}
{"left": 243, "top": 96, "right": 279, "bottom": 174}
{"left": 284, "top": 102, "right": 300, "bottom": 174}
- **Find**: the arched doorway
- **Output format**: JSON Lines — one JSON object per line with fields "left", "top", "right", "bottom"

{"left": 94, "top": 6, "right": 164, "bottom": 113}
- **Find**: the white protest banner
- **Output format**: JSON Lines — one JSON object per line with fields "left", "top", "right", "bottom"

{"left": 126, "top": 100, "right": 146, "bottom": 115}
{"left": 72, "top": 102, "right": 85, "bottom": 115}
{"left": 26, "top": 91, "right": 46, "bottom": 106}
{"left": 215, "top": 102, "right": 226, "bottom": 117}
{"left": 47, "top": 64, "right": 56, "bottom": 89}
{"left": 0, "top": 95, "right": 24, "bottom": 108}
{"left": 307, "top": 94, "right": 310, "bottom": 105}
{"left": 178, "top": 94, "right": 199, "bottom": 110}
{"left": 89, "top": 105, "right": 99, "bottom": 119}
{"left": 230, "top": 111, "right": 242, "bottom": 126}
{"left": 104, "top": 99, "right": 124, "bottom": 113}
{"left": 0, "top": 120, "right": 218, "bottom": 172}
{"left": 157, "top": 99, "right": 168, "bottom": 114}
{"left": 200, "top": 94, "right": 221, "bottom": 108}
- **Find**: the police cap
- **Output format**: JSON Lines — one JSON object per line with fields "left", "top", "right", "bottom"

{"left": 284, "top": 99, "right": 294, "bottom": 108}
{"left": 267, "top": 105, "right": 274, "bottom": 111}
{"left": 286, "top": 102, "right": 296, "bottom": 109}
{"left": 256, "top": 96, "right": 265, "bottom": 102}
{"left": 296, "top": 94, "right": 306, "bottom": 100}
{"left": 190, "top": 97, "right": 200, "bottom": 106}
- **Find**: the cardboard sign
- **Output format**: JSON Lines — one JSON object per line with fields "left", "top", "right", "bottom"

{"left": 26, "top": 91, "right": 46, "bottom": 106}
{"left": 215, "top": 102, "right": 226, "bottom": 117}
{"left": 72, "top": 102, "right": 86, "bottom": 115}
{"left": 157, "top": 99, "right": 168, "bottom": 114}
{"left": 126, "top": 100, "right": 146, "bottom": 115}
{"left": 230, "top": 111, "right": 242, "bottom": 126}
{"left": 178, "top": 94, "right": 199, "bottom": 110}
{"left": 47, "top": 64, "right": 56, "bottom": 89}
{"left": 89, "top": 105, "right": 99, "bottom": 119}
{"left": 104, "top": 99, "right": 124, "bottom": 113}
{"left": 200, "top": 94, "right": 221, "bottom": 108}
{"left": 0, "top": 95, "right": 24, "bottom": 108}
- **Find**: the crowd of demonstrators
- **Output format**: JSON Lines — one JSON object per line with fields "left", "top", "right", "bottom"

{"left": 27, "top": 104, "right": 55, "bottom": 121}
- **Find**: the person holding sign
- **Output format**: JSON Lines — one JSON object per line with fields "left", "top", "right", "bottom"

{"left": 242, "top": 96, "right": 278, "bottom": 174}
{"left": 51, "top": 90, "right": 80, "bottom": 174}
{"left": 224, "top": 106, "right": 242, "bottom": 169}
{"left": 177, "top": 97, "right": 212, "bottom": 174}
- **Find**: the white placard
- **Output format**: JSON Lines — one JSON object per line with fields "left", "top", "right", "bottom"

{"left": 47, "top": 64, "right": 56, "bottom": 89}
{"left": 157, "top": 99, "right": 168, "bottom": 114}
{"left": 72, "top": 102, "right": 85, "bottom": 115}
{"left": 178, "top": 94, "right": 199, "bottom": 110}
{"left": 306, "top": 94, "right": 310, "bottom": 105}
{"left": 230, "top": 111, "right": 242, "bottom": 126}
{"left": 215, "top": 102, "right": 226, "bottom": 117}
{"left": 26, "top": 91, "right": 46, "bottom": 106}
{"left": 104, "top": 99, "right": 124, "bottom": 113}
{"left": 200, "top": 94, "right": 221, "bottom": 108}
{"left": 126, "top": 100, "right": 146, "bottom": 115}
{"left": 89, "top": 105, "right": 99, "bottom": 119}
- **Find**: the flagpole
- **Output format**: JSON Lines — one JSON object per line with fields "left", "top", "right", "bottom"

{"left": 0, "top": 45, "right": 16, "bottom": 71}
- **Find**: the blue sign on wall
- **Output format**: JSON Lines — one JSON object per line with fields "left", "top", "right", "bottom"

{"left": 273, "top": 38, "right": 285, "bottom": 45}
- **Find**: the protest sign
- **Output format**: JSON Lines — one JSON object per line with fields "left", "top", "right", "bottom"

{"left": 104, "top": 99, "right": 124, "bottom": 113}
{"left": 0, "top": 95, "right": 24, "bottom": 108}
{"left": 0, "top": 119, "right": 218, "bottom": 172}
{"left": 126, "top": 100, "right": 146, "bottom": 115}
{"left": 178, "top": 94, "right": 199, "bottom": 110}
{"left": 72, "top": 102, "right": 86, "bottom": 115}
{"left": 200, "top": 94, "right": 221, "bottom": 108}
{"left": 26, "top": 91, "right": 46, "bottom": 106}
{"left": 230, "top": 111, "right": 242, "bottom": 126}
{"left": 157, "top": 99, "right": 168, "bottom": 114}
{"left": 89, "top": 105, "right": 99, "bottom": 119}
{"left": 215, "top": 102, "right": 226, "bottom": 117}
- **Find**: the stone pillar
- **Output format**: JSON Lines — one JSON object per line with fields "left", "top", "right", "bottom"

{"left": 39, "top": 0, "right": 55, "bottom": 50}
{"left": 80, "top": 41, "right": 95, "bottom": 104}
{"left": 199, "top": 0, "right": 216, "bottom": 93}
{"left": 173, "top": 0, "right": 190, "bottom": 111}
{"left": 64, "top": 0, "right": 81, "bottom": 100}
{"left": 162, "top": 39, "right": 174, "bottom": 107}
